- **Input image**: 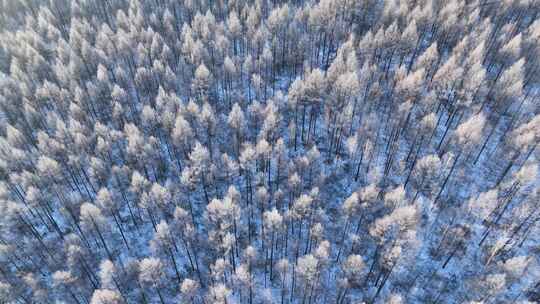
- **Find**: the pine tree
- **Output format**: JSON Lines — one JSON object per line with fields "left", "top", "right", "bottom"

{"left": 138, "top": 257, "right": 166, "bottom": 304}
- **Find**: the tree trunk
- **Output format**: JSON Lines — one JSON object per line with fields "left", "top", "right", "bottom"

{"left": 433, "top": 150, "right": 462, "bottom": 206}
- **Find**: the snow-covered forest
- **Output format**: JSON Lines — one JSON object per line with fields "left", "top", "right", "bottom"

{"left": 0, "top": 0, "right": 539, "bottom": 303}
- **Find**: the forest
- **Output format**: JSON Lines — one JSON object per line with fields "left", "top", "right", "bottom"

{"left": 0, "top": 0, "right": 539, "bottom": 303}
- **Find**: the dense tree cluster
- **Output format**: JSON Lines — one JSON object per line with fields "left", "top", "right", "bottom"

{"left": 0, "top": 0, "right": 539, "bottom": 303}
